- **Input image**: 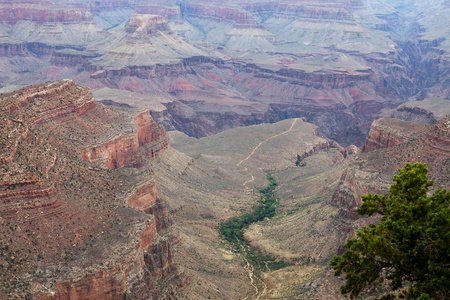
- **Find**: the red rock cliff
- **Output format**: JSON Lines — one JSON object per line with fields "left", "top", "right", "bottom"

{"left": 362, "top": 118, "right": 426, "bottom": 153}
{"left": 0, "top": 81, "right": 185, "bottom": 299}
{"left": 80, "top": 111, "right": 169, "bottom": 169}
{"left": 0, "top": 1, "right": 94, "bottom": 23}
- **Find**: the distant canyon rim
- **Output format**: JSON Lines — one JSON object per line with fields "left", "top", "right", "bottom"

{"left": 0, "top": 0, "right": 449, "bottom": 299}
{"left": 0, "top": 0, "right": 448, "bottom": 147}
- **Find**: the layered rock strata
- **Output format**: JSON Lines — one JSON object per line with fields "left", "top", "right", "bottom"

{"left": 333, "top": 116, "right": 450, "bottom": 219}
{"left": 0, "top": 80, "right": 184, "bottom": 299}
{"left": 362, "top": 118, "right": 426, "bottom": 153}
{"left": 80, "top": 111, "right": 169, "bottom": 169}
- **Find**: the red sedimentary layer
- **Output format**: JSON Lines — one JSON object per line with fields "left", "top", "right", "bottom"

{"left": 80, "top": 133, "right": 144, "bottom": 169}
{"left": 80, "top": 111, "right": 169, "bottom": 169}
{"left": 127, "top": 180, "right": 173, "bottom": 230}
{"left": 0, "top": 2, "right": 93, "bottom": 23}
{"left": 127, "top": 180, "right": 158, "bottom": 211}
{"left": 362, "top": 118, "right": 426, "bottom": 153}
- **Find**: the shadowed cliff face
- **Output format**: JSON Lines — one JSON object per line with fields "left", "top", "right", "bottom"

{"left": 0, "top": 81, "right": 185, "bottom": 299}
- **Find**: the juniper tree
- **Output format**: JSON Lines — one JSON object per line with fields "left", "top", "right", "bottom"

{"left": 330, "top": 162, "right": 450, "bottom": 299}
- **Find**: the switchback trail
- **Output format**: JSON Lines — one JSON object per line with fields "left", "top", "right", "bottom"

{"left": 237, "top": 118, "right": 298, "bottom": 168}
{"left": 237, "top": 118, "right": 298, "bottom": 189}
{"left": 235, "top": 120, "right": 299, "bottom": 298}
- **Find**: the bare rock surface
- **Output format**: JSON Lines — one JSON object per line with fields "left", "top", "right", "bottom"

{"left": 0, "top": 80, "right": 185, "bottom": 299}
{"left": 0, "top": 0, "right": 448, "bottom": 148}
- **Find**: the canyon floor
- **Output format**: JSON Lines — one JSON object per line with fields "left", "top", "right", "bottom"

{"left": 148, "top": 113, "right": 449, "bottom": 299}
{"left": 147, "top": 119, "right": 351, "bottom": 299}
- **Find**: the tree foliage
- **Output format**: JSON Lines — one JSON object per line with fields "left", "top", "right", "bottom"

{"left": 330, "top": 162, "right": 450, "bottom": 299}
{"left": 219, "top": 174, "right": 279, "bottom": 243}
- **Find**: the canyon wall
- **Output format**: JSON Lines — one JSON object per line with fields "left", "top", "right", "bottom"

{"left": 0, "top": 81, "right": 184, "bottom": 299}
{"left": 362, "top": 118, "right": 426, "bottom": 153}
{"left": 333, "top": 116, "right": 450, "bottom": 220}
{"left": 80, "top": 111, "right": 169, "bottom": 169}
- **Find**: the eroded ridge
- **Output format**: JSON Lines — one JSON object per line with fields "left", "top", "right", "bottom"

{"left": 0, "top": 81, "right": 185, "bottom": 299}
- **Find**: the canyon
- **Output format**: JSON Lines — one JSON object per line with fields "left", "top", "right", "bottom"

{"left": 0, "top": 81, "right": 186, "bottom": 299}
{"left": 0, "top": 0, "right": 448, "bottom": 147}
{"left": 0, "top": 0, "right": 449, "bottom": 299}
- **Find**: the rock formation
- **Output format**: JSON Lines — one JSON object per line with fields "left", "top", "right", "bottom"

{"left": 0, "top": 0, "right": 448, "bottom": 147}
{"left": 0, "top": 80, "right": 184, "bottom": 299}
{"left": 333, "top": 116, "right": 450, "bottom": 220}
{"left": 362, "top": 118, "right": 426, "bottom": 153}
{"left": 80, "top": 111, "right": 169, "bottom": 169}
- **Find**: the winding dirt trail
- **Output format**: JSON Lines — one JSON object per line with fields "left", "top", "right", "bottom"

{"left": 237, "top": 118, "right": 298, "bottom": 188}
{"left": 237, "top": 118, "right": 298, "bottom": 167}
{"left": 236, "top": 120, "right": 299, "bottom": 298}
{"left": 240, "top": 241, "right": 268, "bottom": 300}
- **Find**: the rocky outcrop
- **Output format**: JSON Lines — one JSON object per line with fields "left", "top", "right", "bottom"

{"left": 135, "top": 5, "right": 182, "bottom": 21}
{"left": 333, "top": 116, "right": 450, "bottom": 220}
{"left": 127, "top": 180, "right": 173, "bottom": 230}
{"left": 80, "top": 132, "right": 144, "bottom": 169}
{"left": 80, "top": 111, "right": 169, "bottom": 169}
{"left": 135, "top": 111, "right": 170, "bottom": 157}
{"left": 0, "top": 81, "right": 184, "bottom": 299}
{"left": 125, "top": 14, "right": 171, "bottom": 35}
{"left": 86, "top": 13, "right": 207, "bottom": 70}
{"left": 2, "top": 80, "right": 168, "bottom": 170}
{"left": 296, "top": 140, "right": 331, "bottom": 165}
{"left": 362, "top": 118, "right": 425, "bottom": 153}
{"left": 180, "top": 3, "right": 260, "bottom": 26}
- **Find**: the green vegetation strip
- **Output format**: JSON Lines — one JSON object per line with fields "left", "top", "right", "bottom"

{"left": 219, "top": 174, "right": 293, "bottom": 272}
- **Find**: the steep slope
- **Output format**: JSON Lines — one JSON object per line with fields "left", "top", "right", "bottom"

{"left": 143, "top": 118, "right": 353, "bottom": 299}
{"left": 334, "top": 115, "right": 450, "bottom": 223}
{"left": 0, "top": 80, "right": 185, "bottom": 299}
{"left": 0, "top": 0, "right": 448, "bottom": 148}
{"left": 89, "top": 13, "right": 208, "bottom": 69}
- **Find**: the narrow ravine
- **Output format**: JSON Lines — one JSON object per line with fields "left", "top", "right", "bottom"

{"left": 221, "top": 119, "right": 300, "bottom": 299}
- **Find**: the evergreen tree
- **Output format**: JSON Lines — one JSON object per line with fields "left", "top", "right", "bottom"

{"left": 330, "top": 162, "right": 450, "bottom": 299}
